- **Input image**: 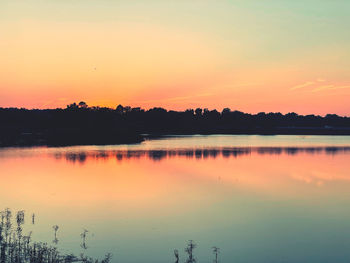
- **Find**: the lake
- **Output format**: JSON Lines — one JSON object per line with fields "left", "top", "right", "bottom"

{"left": 1, "top": 135, "right": 350, "bottom": 263}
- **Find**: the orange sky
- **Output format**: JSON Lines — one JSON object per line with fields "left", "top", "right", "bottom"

{"left": 1, "top": 1, "right": 350, "bottom": 115}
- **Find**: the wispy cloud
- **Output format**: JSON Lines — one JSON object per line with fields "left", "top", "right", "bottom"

{"left": 336, "top": 85, "right": 350, "bottom": 90}
{"left": 312, "top": 85, "right": 350, "bottom": 92}
{"left": 290, "top": 78, "right": 327, "bottom": 91}
{"left": 312, "top": 85, "right": 334, "bottom": 92}
{"left": 290, "top": 81, "right": 314, "bottom": 91}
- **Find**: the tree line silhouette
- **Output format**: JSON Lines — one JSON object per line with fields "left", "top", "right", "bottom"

{"left": 1, "top": 102, "right": 350, "bottom": 147}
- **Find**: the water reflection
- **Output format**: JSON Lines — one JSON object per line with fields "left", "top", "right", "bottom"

{"left": 53, "top": 146, "right": 350, "bottom": 164}
{"left": 2, "top": 136, "right": 350, "bottom": 263}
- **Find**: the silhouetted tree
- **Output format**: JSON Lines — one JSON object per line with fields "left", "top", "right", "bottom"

{"left": 185, "top": 109, "right": 194, "bottom": 115}
{"left": 66, "top": 103, "right": 78, "bottom": 109}
{"left": 78, "top": 101, "right": 88, "bottom": 109}
{"left": 116, "top": 104, "right": 124, "bottom": 114}
{"left": 195, "top": 108, "right": 203, "bottom": 116}
{"left": 123, "top": 106, "right": 131, "bottom": 113}
{"left": 222, "top": 108, "right": 231, "bottom": 115}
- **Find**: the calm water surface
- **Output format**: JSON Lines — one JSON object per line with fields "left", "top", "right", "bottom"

{"left": 1, "top": 135, "right": 350, "bottom": 263}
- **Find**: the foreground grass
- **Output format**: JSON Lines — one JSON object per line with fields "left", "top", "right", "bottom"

{"left": 0, "top": 209, "right": 220, "bottom": 263}
{"left": 0, "top": 209, "right": 111, "bottom": 263}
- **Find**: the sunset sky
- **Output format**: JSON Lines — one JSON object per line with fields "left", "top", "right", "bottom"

{"left": 1, "top": 0, "right": 350, "bottom": 115}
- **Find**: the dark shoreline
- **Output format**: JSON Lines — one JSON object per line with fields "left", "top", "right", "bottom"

{"left": 2, "top": 129, "right": 350, "bottom": 148}
{"left": 2, "top": 105, "right": 350, "bottom": 147}
{"left": 0, "top": 132, "right": 145, "bottom": 148}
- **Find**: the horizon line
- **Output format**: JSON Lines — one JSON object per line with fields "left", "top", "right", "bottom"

{"left": 1, "top": 102, "right": 349, "bottom": 118}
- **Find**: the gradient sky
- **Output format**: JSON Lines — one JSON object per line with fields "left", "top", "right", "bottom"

{"left": 1, "top": 0, "right": 350, "bottom": 115}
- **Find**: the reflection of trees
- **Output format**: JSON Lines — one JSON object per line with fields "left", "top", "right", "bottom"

{"left": 257, "top": 147, "right": 282, "bottom": 155}
{"left": 52, "top": 147, "right": 350, "bottom": 164}
{"left": 148, "top": 150, "right": 167, "bottom": 160}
